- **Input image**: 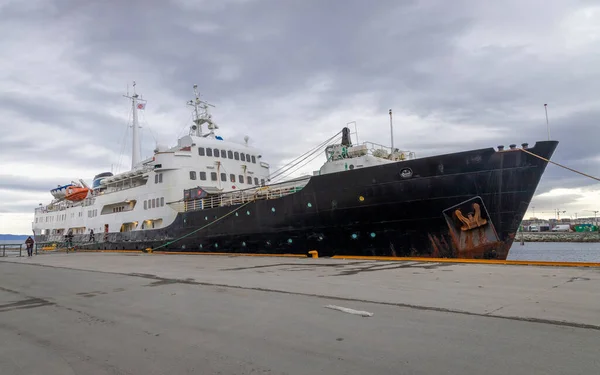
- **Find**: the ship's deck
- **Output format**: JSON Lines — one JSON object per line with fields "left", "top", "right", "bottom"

{"left": 1, "top": 253, "right": 598, "bottom": 374}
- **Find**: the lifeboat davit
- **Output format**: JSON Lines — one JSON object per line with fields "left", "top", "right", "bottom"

{"left": 65, "top": 186, "right": 90, "bottom": 201}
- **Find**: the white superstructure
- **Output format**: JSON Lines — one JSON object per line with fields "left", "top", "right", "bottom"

{"left": 32, "top": 84, "right": 271, "bottom": 242}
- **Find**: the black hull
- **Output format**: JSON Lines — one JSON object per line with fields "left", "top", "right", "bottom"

{"left": 41, "top": 141, "right": 558, "bottom": 259}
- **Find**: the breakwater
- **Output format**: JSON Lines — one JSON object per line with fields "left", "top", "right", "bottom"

{"left": 519, "top": 231, "right": 600, "bottom": 242}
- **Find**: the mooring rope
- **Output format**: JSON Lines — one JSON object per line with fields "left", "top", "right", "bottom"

{"left": 520, "top": 148, "right": 600, "bottom": 182}
{"left": 151, "top": 199, "right": 255, "bottom": 251}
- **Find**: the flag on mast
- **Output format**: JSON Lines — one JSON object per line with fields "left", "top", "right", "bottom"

{"left": 137, "top": 103, "right": 146, "bottom": 110}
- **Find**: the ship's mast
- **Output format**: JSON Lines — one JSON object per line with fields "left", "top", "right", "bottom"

{"left": 124, "top": 81, "right": 145, "bottom": 170}
{"left": 187, "top": 84, "right": 217, "bottom": 138}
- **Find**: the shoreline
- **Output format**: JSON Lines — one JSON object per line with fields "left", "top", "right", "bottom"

{"left": 519, "top": 232, "right": 600, "bottom": 242}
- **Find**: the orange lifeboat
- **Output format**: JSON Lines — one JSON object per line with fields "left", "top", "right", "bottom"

{"left": 65, "top": 186, "right": 90, "bottom": 201}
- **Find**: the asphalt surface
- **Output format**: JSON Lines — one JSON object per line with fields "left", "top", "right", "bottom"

{"left": 1, "top": 254, "right": 599, "bottom": 374}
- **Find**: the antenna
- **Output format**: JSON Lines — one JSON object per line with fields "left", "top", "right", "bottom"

{"left": 544, "top": 104, "right": 550, "bottom": 140}
{"left": 187, "top": 84, "right": 217, "bottom": 137}
{"left": 389, "top": 109, "right": 394, "bottom": 151}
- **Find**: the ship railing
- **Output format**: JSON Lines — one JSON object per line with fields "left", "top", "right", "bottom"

{"left": 361, "top": 141, "right": 416, "bottom": 160}
{"left": 35, "top": 200, "right": 85, "bottom": 213}
{"left": 168, "top": 184, "right": 306, "bottom": 213}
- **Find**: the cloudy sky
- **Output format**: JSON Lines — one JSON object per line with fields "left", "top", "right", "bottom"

{"left": 1, "top": 0, "right": 599, "bottom": 234}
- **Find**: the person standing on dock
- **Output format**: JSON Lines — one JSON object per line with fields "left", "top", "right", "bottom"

{"left": 25, "top": 236, "right": 34, "bottom": 257}
{"left": 89, "top": 229, "right": 95, "bottom": 242}
{"left": 65, "top": 230, "right": 74, "bottom": 250}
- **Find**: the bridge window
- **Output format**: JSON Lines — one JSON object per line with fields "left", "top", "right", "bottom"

{"left": 160, "top": 197, "right": 164, "bottom": 206}
{"left": 198, "top": 147, "right": 205, "bottom": 156}
{"left": 238, "top": 175, "right": 244, "bottom": 183}
{"left": 240, "top": 153, "right": 246, "bottom": 162}
{"left": 251, "top": 155, "right": 256, "bottom": 163}
{"left": 234, "top": 152, "right": 239, "bottom": 160}
{"left": 190, "top": 171, "right": 197, "bottom": 180}
{"left": 227, "top": 150, "right": 233, "bottom": 159}
{"left": 261, "top": 179, "right": 265, "bottom": 186}
{"left": 199, "top": 172, "right": 206, "bottom": 180}
{"left": 220, "top": 173, "right": 226, "bottom": 182}
{"left": 221, "top": 149, "right": 226, "bottom": 158}
{"left": 214, "top": 149, "right": 220, "bottom": 157}
{"left": 247, "top": 176, "right": 252, "bottom": 184}
{"left": 254, "top": 177, "right": 259, "bottom": 185}
{"left": 230, "top": 174, "right": 235, "bottom": 182}
{"left": 246, "top": 154, "right": 251, "bottom": 162}
{"left": 211, "top": 172, "right": 217, "bottom": 181}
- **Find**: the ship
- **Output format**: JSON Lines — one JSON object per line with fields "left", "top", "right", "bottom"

{"left": 32, "top": 83, "right": 558, "bottom": 259}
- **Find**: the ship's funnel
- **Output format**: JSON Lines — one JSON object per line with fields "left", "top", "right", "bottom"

{"left": 341, "top": 127, "right": 352, "bottom": 147}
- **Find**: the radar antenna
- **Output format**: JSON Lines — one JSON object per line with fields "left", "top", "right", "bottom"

{"left": 187, "top": 84, "right": 217, "bottom": 137}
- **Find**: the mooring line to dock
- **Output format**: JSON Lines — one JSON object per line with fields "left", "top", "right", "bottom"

{"left": 520, "top": 148, "right": 600, "bottom": 182}
{"left": 151, "top": 200, "right": 255, "bottom": 251}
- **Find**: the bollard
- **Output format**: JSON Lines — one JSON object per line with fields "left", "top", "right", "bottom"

{"left": 308, "top": 250, "right": 318, "bottom": 258}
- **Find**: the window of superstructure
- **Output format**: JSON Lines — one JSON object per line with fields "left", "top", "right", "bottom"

{"left": 221, "top": 149, "right": 226, "bottom": 158}
{"left": 160, "top": 197, "right": 164, "bottom": 206}
{"left": 206, "top": 148, "right": 213, "bottom": 157}
{"left": 246, "top": 176, "right": 252, "bottom": 184}
{"left": 211, "top": 172, "right": 217, "bottom": 181}
{"left": 155, "top": 174, "right": 158, "bottom": 183}
{"left": 261, "top": 179, "right": 265, "bottom": 186}
{"left": 200, "top": 171, "right": 206, "bottom": 180}
{"left": 254, "top": 177, "right": 259, "bottom": 185}
{"left": 227, "top": 150, "right": 233, "bottom": 159}
{"left": 214, "top": 149, "right": 220, "bottom": 157}
{"left": 251, "top": 155, "right": 256, "bottom": 163}
{"left": 152, "top": 199, "right": 156, "bottom": 208}
{"left": 159, "top": 173, "right": 163, "bottom": 183}
{"left": 144, "top": 201, "right": 147, "bottom": 210}
{"left": 234, "top": 152, "right": 239, "bottom": 160}
{"left": 230, "top": 174, "right": 235, "bottom": 182}
{"left": 220, "top": 173, "right": 226, "bottom": 182}
{"left": 190, "top": 171, "right": 197, "bottom": 180}
{"left": 240, "top": 153, "right": 246, "bottom": 162}
{"left": 238, "top": 175, "right": 244, "bottom": 183}
{"left": 246, "top": 154, "right": 251, "bottom": 162}
{"left": 198, "top": 147, "right": 205, "bottom": 156}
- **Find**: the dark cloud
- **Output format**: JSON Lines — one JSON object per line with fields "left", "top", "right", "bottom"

{"left": 1, "top": 0, "right": 600, "bottom": 232}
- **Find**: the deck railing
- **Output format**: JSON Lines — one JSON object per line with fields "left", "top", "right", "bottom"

{"left": 169, "top": 180, "right": 309, "bottom": 213}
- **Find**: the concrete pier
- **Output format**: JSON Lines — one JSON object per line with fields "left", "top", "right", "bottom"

{"left": 1, "top": 253, "right": 599, "bottom": 374}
